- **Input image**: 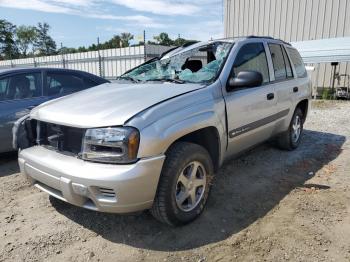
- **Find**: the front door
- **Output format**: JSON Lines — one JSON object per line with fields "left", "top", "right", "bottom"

{"left": 224, "top": 42, "right": 278, "bottom": 156}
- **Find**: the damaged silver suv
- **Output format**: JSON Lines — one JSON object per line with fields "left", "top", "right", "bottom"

{"left": 16, "top": 36, "right": 311, "bottom": 226}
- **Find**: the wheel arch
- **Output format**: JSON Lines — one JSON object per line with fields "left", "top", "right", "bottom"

{"left": 165, "top": 126, "right": 221, "bottom": 172}
{"left": 295, "top": 99, "right": 309, "bottom": 122}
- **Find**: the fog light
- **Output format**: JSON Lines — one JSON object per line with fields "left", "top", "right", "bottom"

{"left": 72, "top": 183, "right": 88, "bottom": 196}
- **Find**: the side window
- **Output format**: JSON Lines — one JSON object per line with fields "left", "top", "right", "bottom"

{"left": 282, "top": 46, "right": 293, "bottom": 78}
{"left": 0, "top": 78, "right": 9, "bottom": 101}
{"left": 0, "top": 73, "right": 42, "bottom": 101}
{"left": 232, "top": 43, "right": 270, "bottom": 84}
{"left": 286, "top": 47, "right": 307, "bottom": 78}
{"left": 268, "top": 44, "right": 289, "bottom": 81}
{"left": 46, "top": 72, "right": 85, "bottom": 96}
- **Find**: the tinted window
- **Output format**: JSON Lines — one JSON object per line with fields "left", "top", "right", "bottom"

{"left": 286, "top": 47, "right": 307, "bottom": 78}
{"left": 232, "top": 43, "right": 270, "bottom": 84}
{"left": 269, "top": 44, "right": 290, "bottom": 81}
{"left": 47, "top": 72, "right": 85, "bottom": 96}
{"left": 0, "top": 73, "right": 42, "bottom": 101}
{"left": 0, "top": 78, "right": 9, "bottom": 100}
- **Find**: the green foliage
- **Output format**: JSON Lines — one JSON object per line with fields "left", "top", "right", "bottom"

{"left": 322, "top": 88, "right": 334, "bottom": 100}
{"left": 102, "top": 35, "right": 122, "bottom": 49}
{"left": 120, "top": 32, "right": 133, "bottom": 47}
{"left": 150, "top": 33, "right": 196, "bottom": 47}
{"left": 0, "top": 19, "right": 19, "bottom": 59}
{"left": 174, "top": 37, "right": 187, "bottom": 46}
{"left": 34, "top": 22, "right": 57, "bottom": 55}
{"left": 16, "top": 25, "right": 38, "bottom": 56}
{"left": 153, "top": 33, "right": 174, "bottom": 46}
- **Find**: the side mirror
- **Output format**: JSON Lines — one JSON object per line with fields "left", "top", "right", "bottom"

{"left": 227, "top": 70, "right": 263, "bottom": 90}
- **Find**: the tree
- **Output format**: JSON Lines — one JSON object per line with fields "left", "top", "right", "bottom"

{"left": 77, "top": 46, "right": 87, "bottom": 52}
{"left": 0, "top": 19, "right": 18, "bottom": 59}
{"left": 58, "top": 46, "right": 77, "bottom": 54}
{"left": 120, "top": 32, "right": 133, "bottom": 47}
{"left": 34, "top": 22, "right": 56, "bottom": 55}
{"left": 103, "top": 35, "right": 122, "bottom": 49}
{"left": 153, "top": 33, "right": 174, "bottom": 46}
{"left": 89, "top": 43, "right": 98, "bottom": 51}
{"left": 16, "top": 25, "right": 37, "bottom": 56}
{"left": 174, "top": 37, "right": 187, "bottom": 46}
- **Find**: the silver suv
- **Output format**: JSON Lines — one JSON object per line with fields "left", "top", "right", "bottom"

{"left": 16, "top": 36, "right": 311, "bottom": 226}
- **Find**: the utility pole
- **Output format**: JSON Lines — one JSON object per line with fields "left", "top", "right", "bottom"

{"left": 97, "top": 37, "right": 102, "bottom": 77}
{"left": 143, "top": 30, "right": 147, "bottom": 62}
{"left": 60, "top": 42, "right": 66, "bottom": 68}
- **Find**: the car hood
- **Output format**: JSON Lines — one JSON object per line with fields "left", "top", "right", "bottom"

{"left": 30, "top": 82, "right": 203, "bottom": 128}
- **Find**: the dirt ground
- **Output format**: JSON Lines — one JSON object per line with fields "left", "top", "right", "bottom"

{"left": 1, "top": 100, "right": 350, "bottom": 262}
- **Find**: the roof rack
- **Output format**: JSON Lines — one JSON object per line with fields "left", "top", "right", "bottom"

{"left": 246, "top": 35, "right": 274, "bottom": 39}
{"left": 246, "top": 35, "right": 291, "bottom": 45}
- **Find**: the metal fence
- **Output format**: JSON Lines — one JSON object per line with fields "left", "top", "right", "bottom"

{"left": 0, "top": 44, "right": 172, "bottom": 80}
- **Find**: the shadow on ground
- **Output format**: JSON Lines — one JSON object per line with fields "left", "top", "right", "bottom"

{"left": 0, "top": 151, "right": 19, "bottom": 177}
{"left": 51, "top": 130, "right": 345, "bottom": 251}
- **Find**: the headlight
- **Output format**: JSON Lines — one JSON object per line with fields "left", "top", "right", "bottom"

{"left": 81, "top": 127, "right": 140, "bottom": 164}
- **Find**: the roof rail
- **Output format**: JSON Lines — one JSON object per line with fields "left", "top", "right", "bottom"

{"left": 246, "top": 35, "right": 274, "bottom": 39}
{"left": 276, "top": 39, "right": 291, "bottom": 46}
{"left": 246, "top": 35, "right": 291, "bottom": 46}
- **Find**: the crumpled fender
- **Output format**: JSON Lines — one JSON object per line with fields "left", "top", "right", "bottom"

{"left": 12, "top": 114, "right": 32, "bottom": 150}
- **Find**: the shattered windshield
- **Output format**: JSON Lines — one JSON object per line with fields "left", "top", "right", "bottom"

{"left": 120, "top": 42, "right": 233, "bottom": 84}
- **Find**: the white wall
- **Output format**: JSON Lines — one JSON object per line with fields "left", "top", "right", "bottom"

{"left": 0, "top": 45, "right": 172, "bottom": 79}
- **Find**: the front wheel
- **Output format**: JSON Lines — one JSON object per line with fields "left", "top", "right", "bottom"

{"left": 151, "top": 142, "right": 213, "bottom": 226}
{"left": 277, "top": 107, "right": 304, "bottom": 150}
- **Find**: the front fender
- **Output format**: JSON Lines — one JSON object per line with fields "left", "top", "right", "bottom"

{"left": 127, "top": 87, "right": 227, "bottom": 165}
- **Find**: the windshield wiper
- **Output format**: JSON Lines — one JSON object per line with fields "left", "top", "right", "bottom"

{"left": 116, "top": 76, "right": 140, "bottom": 83}
{"left": 145, "top": 78, "right": 185, "bottom": 84}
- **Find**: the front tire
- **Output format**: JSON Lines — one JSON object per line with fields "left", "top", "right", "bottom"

{"left": 151, "top": 142, "right": 213, "bottom": 226}
{"left": 277, "top": 107, "right": 304, "bottom": 150}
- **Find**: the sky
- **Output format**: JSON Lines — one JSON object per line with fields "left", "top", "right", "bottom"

{"left": 0, "top": 0, "right": 224, "bottom": 48}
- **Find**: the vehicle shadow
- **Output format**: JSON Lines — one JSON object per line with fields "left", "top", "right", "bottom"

{"left": 0, "top": 151, "right": 19, "bottom": 177}
{"left": 51, "top": 129, "right": 346, "bottom": 251}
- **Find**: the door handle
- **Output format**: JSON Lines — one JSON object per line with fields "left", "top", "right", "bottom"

{"left": 293, "top": 86, "right": 299, "bottom": 93}
{"left": 267, "top": 93, "right": 275, "bottom": 100}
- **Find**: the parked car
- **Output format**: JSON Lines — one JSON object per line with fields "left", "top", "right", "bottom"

{"left": 0, "top": 68, "right": 109, "bottom": 153}
{"left": 15, "top": 36, "right": 311, "bottom": 226}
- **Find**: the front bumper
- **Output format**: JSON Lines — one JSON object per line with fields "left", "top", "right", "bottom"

{"left": 19, "top": 146, "right": 165, "bottom": 213}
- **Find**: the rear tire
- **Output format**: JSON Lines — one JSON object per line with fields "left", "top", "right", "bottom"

{"left": 277, "top": 108, "right": 304, "bottom": 151}
{"left": 151, "top": 142, "right": 213, "bottom": 226}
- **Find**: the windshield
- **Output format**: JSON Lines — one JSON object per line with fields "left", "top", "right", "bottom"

{"left": 121, "top": 41, "right": 233, "bottom": 84}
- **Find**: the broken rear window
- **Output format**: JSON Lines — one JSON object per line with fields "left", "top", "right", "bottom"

{"left": 121, "top": 42, "right": 233, "bottom": 84}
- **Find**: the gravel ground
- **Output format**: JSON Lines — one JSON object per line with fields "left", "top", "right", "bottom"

{"left": 1, "top": 100, "right": 350, "bottom": 262}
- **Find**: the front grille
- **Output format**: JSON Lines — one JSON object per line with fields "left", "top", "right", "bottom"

{"left": 37, "top": 122, "right": 85, "bottom": 155}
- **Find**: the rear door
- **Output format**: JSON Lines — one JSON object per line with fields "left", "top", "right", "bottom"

{"left": 285, "top": 46, "right": 310, "bottom": 102}
{"left": 266, "top": 43, "right": 296, "bottom": 135}
{"left": 0, "top": 71, "right": 45, "bottom": 153}
{"left": 224, "top": 41, "right": 278, "bottom": 156}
